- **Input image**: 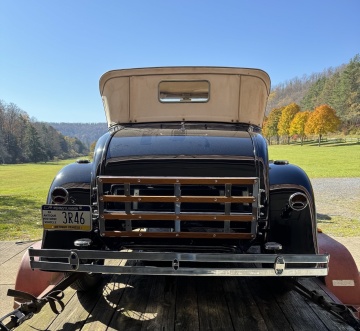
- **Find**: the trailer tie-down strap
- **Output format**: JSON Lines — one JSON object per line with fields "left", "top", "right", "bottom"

{"left": 0, "top": 273, "right": 80, "bottom": 330}
{"left": 7, "top": 289, "right": 65, "bottom": 314}
{"left": 290, "top": 279, "right": 360, "bottom": 331}
{"left": 0, "top": 290, "right": 65, "bottom": 331}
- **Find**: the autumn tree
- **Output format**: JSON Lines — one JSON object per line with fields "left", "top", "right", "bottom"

{"left": 262, "top": 107, "right": 283, "bottom": 144}
{"left": 289, "top": 111, "right": 310, "bottom": 145}
{"left": 277, "top": 103, "right": 300, "bottom": 144}
{"left": 305, "top": 105, "right": 341, "bottom": 146}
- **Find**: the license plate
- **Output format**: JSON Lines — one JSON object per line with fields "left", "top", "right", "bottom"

{"left": 42, "top": 205, "right": 92, "bottom": 231}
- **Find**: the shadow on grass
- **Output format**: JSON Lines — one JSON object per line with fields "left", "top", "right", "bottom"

{"left": 290, "top": 140, "right": 360, "bottom": 147}
{"left": 317, "top": 213, "right": 332, "bottom": 222}
{"left": 289, "top": 141, "right": 360, "bottom": 147}
{"left": 0, "top": 195, "right": 40, "bottom": 221}
{"left": 322, "top": 142, "right": 360, "bottom": 147}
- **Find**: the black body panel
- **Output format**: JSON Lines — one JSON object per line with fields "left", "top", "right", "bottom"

{"left": 42, "top": 124, "right": 317, "bottom": 256}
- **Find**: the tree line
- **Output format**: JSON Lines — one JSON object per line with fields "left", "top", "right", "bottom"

{"left": 49, "top": 122, "right": 107, "bottom": 147}
{"left": 267, "top": 54, "right": 360, "bottom": 133}
{"left": 2, "top": 55, "right": 359, "bottom": 162}
{"left": 263, "top": 103, "right": 341, "bottom": 146}
{"left": 0, "top": 100, "right": 89, "bottom": 164}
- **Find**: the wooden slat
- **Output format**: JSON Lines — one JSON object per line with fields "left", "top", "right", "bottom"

{"left": 1, "top": 241, "right": 355, "bottom": 331}
{"left": 296, "top": 278, "right": 355, "bottom": 331}
{"left": 10, "top": 268, "right": 355, "bottom": 330}
{"left": 243, "top": 278, "right": 293, "bottom": 330}
{"left": 0, "top": 242, "right": 35, "bottom": 318}
{"left": 47, "top": 285, "right": 103, "bottom": 331}
{"left": 0, "top": 242, "right": 34, "bottom": 265}
{"left": 101, "top": 231, "right": 254, "bottom": 239}
{"left": 102, "top": 195, "right": 256, "bottom": 203}
{"left": 103, "top": 212, "right": 253, "bottom": 221}
{"left": 15, "top": 287, "right": 78, "bottom": 330}
{"left": 175, "top": 277, "right": 199, "bottom": 331}
{"left": 259, "top": 278, "right": 340, "bottom": 331}
{"left": 98, "top": 176, "right": 257, "bottom": 185}
{"left": 223, "top": 277, "right": 270, "bottom": 330}
{"left": 107, "top": 274, "right": 156, "bottom": 330}
{"left": 81, "top": 261, "right": 134, "bottom": 331}
{"left": 196, "top": 277, "right": 235, "bottom": 331}
{"left": 139, "top": 276, "right": 176, "bottom": 331}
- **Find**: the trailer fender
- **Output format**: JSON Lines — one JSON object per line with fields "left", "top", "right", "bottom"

{"left": 318, "top": 232, "right": 360, "bottom": 311}
{"left": 14, "top": 241, "right": 64, "bottom": 307}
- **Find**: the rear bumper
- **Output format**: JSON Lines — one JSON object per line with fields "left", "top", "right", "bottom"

{"left": 29, "top": 248, "right": 329, "bottom": 277}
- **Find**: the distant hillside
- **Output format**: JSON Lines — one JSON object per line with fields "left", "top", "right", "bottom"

{"left": 49, "top": 122, "right": 108, "bottom": 147}
{"left": 266, "top": 54, "right": 360, "bottom": 129}
{"left": 0, "top": 101, "right": 89, "bottom": 164}
{"left": 18, "top": 54, "right": 359, "bottom": 149}
{"left": 266, "top": 66, "right": 345, "bottom": 113}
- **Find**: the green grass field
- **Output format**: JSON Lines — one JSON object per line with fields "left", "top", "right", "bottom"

{"left": 268, "top": 141, "right": 360, "bottom": 178}
{"left": 0, "top": 159, "right": 77, "bottom": 241}
{"left": 270, "top": 142, "right": 360, "bottom": 236}
{"left": 0, "top": 142, "right": 359, "bottom": 240}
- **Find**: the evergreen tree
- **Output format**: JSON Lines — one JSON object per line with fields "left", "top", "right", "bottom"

{"left": 343, "top": 55, "right": 360, "bottom": 123}
{"left": 300, "top": 77, "right": 327, "bottom": 110}
{"left": 0, "top": 130, "right": 9, "bottom": 164}
{"left": 24, "top": 124, "right": 48, "bottom": 162}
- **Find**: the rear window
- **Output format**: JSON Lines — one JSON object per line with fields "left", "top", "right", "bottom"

{"left": 159, "top": 80, "right": 209, "bottom": 103}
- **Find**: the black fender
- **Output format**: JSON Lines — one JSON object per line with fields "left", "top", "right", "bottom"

{"left": 250, "top": 133, "right": 270, "bottom": 222}
{"left": 267, "top": 162, "right": 318, "bottom": 254}
{"left": 91, "top": 131, "right": 112, "bottom": 181}
{"left": 46, "top": 161, "right": 93, "bottom": 204}
{"left": 42, "top": 131, "right": 114, "bottom": 250}
{"left": 42, "top": 161, "right": 94, "bottom": 250}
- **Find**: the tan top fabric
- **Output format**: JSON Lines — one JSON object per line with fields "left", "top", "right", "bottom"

{"left": 99, "top": 67, "right": 271, "bottom": 128}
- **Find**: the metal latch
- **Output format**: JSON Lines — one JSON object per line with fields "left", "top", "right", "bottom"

{"left": 172, "top": 259, "right": 179, "bottom": 271}
{"left": 274, "top": 256, "right": 285, "bottom": 275}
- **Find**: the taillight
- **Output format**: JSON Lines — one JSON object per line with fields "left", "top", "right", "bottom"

{"left": 51, "top": 187, "right": 69, "bottom": 204}
{"left": 289, "top": 192, "right": 308, "bottom": 211}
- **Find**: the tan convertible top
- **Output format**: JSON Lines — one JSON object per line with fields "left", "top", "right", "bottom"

{"left": 99, "top": 67, "right": 270, "bottom": 127}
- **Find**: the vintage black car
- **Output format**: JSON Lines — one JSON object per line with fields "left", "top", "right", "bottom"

{"left": 29, "top": 67, "right": 329, "bottom": 290}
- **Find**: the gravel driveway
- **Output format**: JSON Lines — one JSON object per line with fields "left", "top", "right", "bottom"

{"left": 311, "top": 177, "right": 360, "bottom": 221}
{"left": 311, "top": 178, "right": 360, "bottom": 269}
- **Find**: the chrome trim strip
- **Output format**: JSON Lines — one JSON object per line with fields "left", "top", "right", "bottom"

{"left": 29, "top": 248, "right": 329, "bottom": 277}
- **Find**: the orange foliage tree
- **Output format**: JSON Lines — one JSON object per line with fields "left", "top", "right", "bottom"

{"left": 305, "top": 105, "right": 341, "bottom": 146}
{"left": 289, "top": 111, "right": 310, "bottom": 145}
{"left": 277, "top": 103, "right": 300, "bottom": 144}
{"left": 262, "top": 107, "right": 283, "bottom": 144}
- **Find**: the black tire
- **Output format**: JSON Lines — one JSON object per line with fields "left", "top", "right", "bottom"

{"left": 70, "top": 272, "right": 103, "bottom": 291}
{"left": 67, "top": 259, "right": 104, "bottom": 292}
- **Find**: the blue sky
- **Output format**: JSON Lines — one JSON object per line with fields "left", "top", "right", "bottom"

{"left": 1, "top": 1, "right": 359, "bottom": 123}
